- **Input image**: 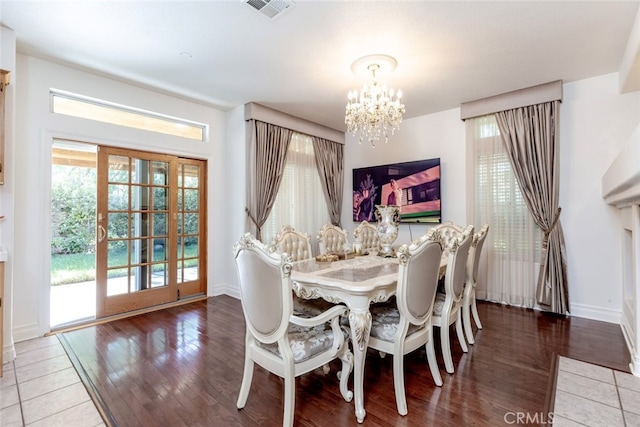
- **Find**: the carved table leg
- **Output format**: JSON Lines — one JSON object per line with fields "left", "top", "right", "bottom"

{"left": 348, "top": 308, "right": 372, "bottom": 423}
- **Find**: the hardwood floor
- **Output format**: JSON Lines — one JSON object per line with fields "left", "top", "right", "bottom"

{"left": 58, "top": 296, "right": 630, "bottom": 427}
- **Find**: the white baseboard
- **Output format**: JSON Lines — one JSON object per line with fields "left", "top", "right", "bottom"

{"left": 12, "top": 323, "right": 41, "bottom": 344}
{"left": 569, "top": 302, "right": 621, "bottom": 324}
{"left": 3, "top": 344, "right": 16, "bottom": 365}
{"left": 211, "top": 283, "right": 240, "bottom": 299}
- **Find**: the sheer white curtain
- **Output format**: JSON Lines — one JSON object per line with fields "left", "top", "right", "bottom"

{"left": 262, "top": 132, "right": 330, "bottom": 254}
{"left": 466, "top": 115, "right": 540, "bottom": 308}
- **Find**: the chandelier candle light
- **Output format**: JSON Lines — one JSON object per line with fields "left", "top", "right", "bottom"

{"left": 345, "top": 54, "right": 405, "bottom": 147}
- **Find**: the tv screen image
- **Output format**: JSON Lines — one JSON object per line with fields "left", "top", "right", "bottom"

{"left": 352, "top": 158, "right": 441, "bottom": 223}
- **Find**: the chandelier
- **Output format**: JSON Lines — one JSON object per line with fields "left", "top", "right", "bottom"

{"left": 345, "top": 54, "right": 405, "bottom": 147}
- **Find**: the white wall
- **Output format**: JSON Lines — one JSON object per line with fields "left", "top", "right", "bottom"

{"left": 561, "top": 73, "right": 640, "bottom": 321}
{"left": 342, "top": 73, "right": 640, "bottom": 323}
{"left": 12, "top": 54, "right": 227, "bottom": 341}
{"left": 1, "top": 25, "right": 17, "bottom": 364}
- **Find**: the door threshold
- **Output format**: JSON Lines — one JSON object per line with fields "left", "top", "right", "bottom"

{"left": 47, "top": 294, "right": 209, "bottom": 335}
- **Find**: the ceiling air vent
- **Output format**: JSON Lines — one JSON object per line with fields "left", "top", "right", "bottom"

{"left": 244, "top": 0, "right": 295, "bottom": 20}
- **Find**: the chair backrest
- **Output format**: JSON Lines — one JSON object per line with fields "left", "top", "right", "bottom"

{"left": 467, "top": 224, "right": 490, "bottom": 284}
{"left": 443, "top": 225, "right": 474, "bottom": 300}
{"left": 317, "top": 222, "right": 348, "bottom": 254}
{"left": 435, "top": 220, "right": 464, "bottom": 257}
{"left": 395, "top": 228, "right": 443, "bottom": 325}
{"left": 233, "top": 233, "right": 292, "bottom": 344}
{"left": 353, "top": 220, "right": 379, "bottom": 251}
{"left": 271, "top": 225, "right": 313, "bottom": 261}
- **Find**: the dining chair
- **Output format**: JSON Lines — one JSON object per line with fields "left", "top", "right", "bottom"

{"left": 317, "top": 222, "right": 349, "bottom": 255}
{"left": 353, "top": 220, "right": 379, "bottom": 253}
{"left": 271, "top": 225, "right": 334, "bottom": 317}
{"left": 366, "top": 228, "right": 444, "bottom": 416}
{"left": 433, "top": 225, "right": 474, "bottom": 374}
{"left": 462, "top": 224, "right": 490, "bottom": 344}
{"left": 234, "top": 233, "right": 353, "bottom": 427}
{"left": 272, "top": 225, "right": 314, "bottom": 262}
{"left": 435, "top": 220, "right": 464, "bottom": 257}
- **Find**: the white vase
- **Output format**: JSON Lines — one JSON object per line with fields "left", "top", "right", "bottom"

{"left": 374, "top": 205, "right": 400, "bottom": 257}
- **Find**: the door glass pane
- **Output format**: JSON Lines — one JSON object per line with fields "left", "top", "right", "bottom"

{"left": 132, "top": 186, "right": 150, "bottom": 210}
{"left": 184, "top": 164, "right": 199, "bottom": 187}
{"left": 131, "top": 265, "right": 150, "bottom": 291}
{"left": 152, "top": 213, "right": 167, "bottom": 236}
{"left": 131, "top": 238, "right": 150, "bottom": 264}
{"left": 131, "top": 213, "right": 150, "bottom": 238}
{"left": 108, "top": 185, "right": 128, "bottom": 210}
{"left": 131, "top": 159, "right": 150, "bottom": 184}
{"left": 152, "top": 238, "right": 167, "bottom": 262}
{"left": 184, "top": 213, "right": 198, "bottom": 234}
{"left": 177, "top": 261, "right": 199, "bottom": 284}
{"left": 183, "top": 189, "right": 199, "bottom": 210}
{"left": 177, "top": 213, "right": 183, "bottom": 234}
{"left": 152, "top": 161, "right": 169, "bottom": 185}
{"left": 108, "top": 213, "right": 129, "bottom": 238}
{"left": 107, "top": 240, "right": 128, "bottom": 268}
{"left": 185, "top": 237, "right": 198, "bottom": 256}
{"left": 152, "top": 263, "right": 168, "bottom": 288}
{"left": 153, "top": 187, "right": 168, "bottom": 210}
{"left": 107, "top": 268, "right": 129, "bottom": 296}
{"left": 108, "top": 156, "right": 130, "bottom": 182}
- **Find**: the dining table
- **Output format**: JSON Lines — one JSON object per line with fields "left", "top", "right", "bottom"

{"left": 290, "top": 252, "right": 446, "bottom": 423}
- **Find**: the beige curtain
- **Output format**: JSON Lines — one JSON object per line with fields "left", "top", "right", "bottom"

{"left": 495, "top": 101, "right": 569, "bottom": 314}
{"left": 312, "top": 137, "right": 344, "bottom": 227}
{"left": 245, "top": 120, "right": 292, "bottom": 240}
{"left": 466, "top": 116, "right": 540, "bottom": 308}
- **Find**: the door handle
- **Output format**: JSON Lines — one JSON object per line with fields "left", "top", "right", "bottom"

{"left": 98, "top": 224, "right": 106, "bottom": 243}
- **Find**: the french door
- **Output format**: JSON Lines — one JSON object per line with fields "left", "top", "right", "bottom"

{"left": 96, "top": 146, "right": 206, "bottom": 318}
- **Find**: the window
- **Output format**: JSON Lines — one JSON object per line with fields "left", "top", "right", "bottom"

{"left": 51, "top": 89, "right": 206, "bottom": 141}
{"left": 467, "top": 115, "right": 540, "bottom": 308}
{"left": 261, "top": 132, "right": 330, "bottom": 249}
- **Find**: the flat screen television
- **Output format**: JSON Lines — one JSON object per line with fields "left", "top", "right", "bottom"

{"left": 352, "top": 158, "right": 441, "bottom": 223}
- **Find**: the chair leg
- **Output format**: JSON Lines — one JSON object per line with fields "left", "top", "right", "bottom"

{"left": 426, "top": 336, "right": 443, "bottom": 386}
{"left": 462, "top": 301, "right": 475, "bottom": 345}
{"left": 237, "top": 355, "right": 254, "bottom": 408}
{"left": 283, "top": 363, "right": 296, "bottom": 427}
{"left": 392, "top": 352, "right": 408, "bottom": 416}
{"left": 456, "top": 312, "right": 468, "bottom": 353}
{"left": 471, "top": 296, "right": 483, "bottom": 330}
{"left": 338, "top": 350, "right": 354, "bottom": 402}
{"left": 440, "top": 325, "right": 454, "bottom": 374}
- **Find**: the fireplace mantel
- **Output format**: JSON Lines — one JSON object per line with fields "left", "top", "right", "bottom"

{"left": 602, "top": 124, "right": 640, "bottom": 377}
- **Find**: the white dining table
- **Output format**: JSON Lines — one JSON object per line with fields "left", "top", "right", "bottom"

{"left": 290, "top": 254, "right": 447, "bottom": 423}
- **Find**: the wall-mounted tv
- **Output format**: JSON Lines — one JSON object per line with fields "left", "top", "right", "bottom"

{"left": 352, "top": 158, "right": 441, "bottom": 223}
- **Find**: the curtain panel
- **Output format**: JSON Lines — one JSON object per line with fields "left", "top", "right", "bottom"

{"left": 312, "top": 137, "right": 344, "bottom": 227}
{"left": 245, "top": 119, "right": 292, "bottom": 240}
{"left": 495, "top": 101, "right": 569, "bottom": 314}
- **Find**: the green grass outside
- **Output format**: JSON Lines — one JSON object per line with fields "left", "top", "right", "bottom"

{"left": 51, "top": 245, "right": 199, "bottom": 286}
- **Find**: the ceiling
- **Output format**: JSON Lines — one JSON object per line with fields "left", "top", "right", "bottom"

{"left": 1, "top": 1, "right": 639, "bottom": 132}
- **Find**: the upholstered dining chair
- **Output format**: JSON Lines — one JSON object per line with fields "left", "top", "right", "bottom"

{"left": 272, "top": 225, "right": 314, "bottom": 262}
{"left": 433, "top": 225, "right": 474, "bottom": 374}
{"left": 366, "top": 228, "right": 444, "bottom": 416}
{"left": 317, "top": 222, "right": 349, "bottom": 255}
{"left": 462, "top": 224, "right": 490, "bottom": 345}
{"left": 271, "top": 225, "right": 334, "bottom": 317}
{"left": 435, "top": 220, "right": 464, "bottom": 257}
{"left": 233, "top": 233, "right": 353, "bottom": 427}
{"left": 353, "top": 220, "right": 379, "bottom": 253}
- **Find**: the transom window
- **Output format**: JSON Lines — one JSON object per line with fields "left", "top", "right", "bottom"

{"left": 51, "top": 89, "right": 207, "bottom": 141}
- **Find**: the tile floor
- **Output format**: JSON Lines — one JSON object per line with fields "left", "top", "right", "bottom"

{"left": 554, "top": 356, "right": 640, "bottom": 426}
{"left": 0, "top": 335, "right": 104, "bottom": 427}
